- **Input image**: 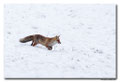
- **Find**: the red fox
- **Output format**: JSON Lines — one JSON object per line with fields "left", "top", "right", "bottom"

{"left": 19, "top": 34, "right": 61, "bottom": 50}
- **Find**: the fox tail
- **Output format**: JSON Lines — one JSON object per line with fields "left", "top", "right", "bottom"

{"left": 20, "top": 35, "right": 33, "bottom": 43}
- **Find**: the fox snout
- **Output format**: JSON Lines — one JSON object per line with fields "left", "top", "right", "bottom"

{"left": 57, "top": 40, "right": 61, "bottom": 44}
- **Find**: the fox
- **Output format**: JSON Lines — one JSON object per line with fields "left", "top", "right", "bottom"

{"left": 19, "top": 34, "right": 61, "bottom": 50}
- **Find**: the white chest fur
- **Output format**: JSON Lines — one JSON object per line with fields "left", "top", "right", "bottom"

{"left": 48, "top": 41, "right": 57, "bottom": 46}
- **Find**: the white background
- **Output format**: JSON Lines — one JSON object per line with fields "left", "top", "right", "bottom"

{"left": 4, "top": 4, "right": 116, "bottom": 78}
{"left": 0, "top": 0, "right": 119, "bottom": 82}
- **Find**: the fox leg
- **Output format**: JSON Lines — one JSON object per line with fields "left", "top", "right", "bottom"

{"left": 32, "top": 42, "right": 37, "bottom": 46}
{"left": 31, "top": 41, "right": 33, "bottom": 46}
{"left": 31, "top": 40, "right": 37, "bottom": 46}
{"left": 45, "top": 42, "right": 52, "bottom": 50}
{"left": 46, "top": 45, "right": 52, "bottom": 50}
{"left": 31, "top": 41, "right": 35, "bottom": 46}
{"left": 48, "top": 46, "right": 52, "bottom": 50}
{"left": 31, "top": 37, "right": 37, "bottom": 46}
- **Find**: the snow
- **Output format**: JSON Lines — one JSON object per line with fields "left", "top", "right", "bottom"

{"left": 4, "top": 4, "right": 116, "bottom": 78}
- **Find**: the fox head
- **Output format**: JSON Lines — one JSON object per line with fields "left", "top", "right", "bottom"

{"left": 55, "top": 35, "right": 61, "bottom": 44}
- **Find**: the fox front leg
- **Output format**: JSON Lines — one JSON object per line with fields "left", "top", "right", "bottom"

{"left": 48, "top": 46, "right": 52, "bottom": 50}
{"left": 45, "top": 42, "right": 52, "bottom": 50}
{"left": 46, "top": 45, "right": 52, "bottom": 50}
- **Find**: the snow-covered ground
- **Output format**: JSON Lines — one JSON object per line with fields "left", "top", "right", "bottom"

{"left": 4, "top": 4, "right": 116, "bottom": 78}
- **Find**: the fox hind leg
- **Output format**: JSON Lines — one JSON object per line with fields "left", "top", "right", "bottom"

{"left": 32, "top": 42, "right": 37, "bottom": 46}
{"left": 31, "top": 41, "right": 37, "bottom": 46}
{"left": 31, "top": 41, "right": 33, "bottom": 46}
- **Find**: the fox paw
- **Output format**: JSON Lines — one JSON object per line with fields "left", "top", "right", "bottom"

{"left": 48, "top": 46, "right": 52, "bottom": 50}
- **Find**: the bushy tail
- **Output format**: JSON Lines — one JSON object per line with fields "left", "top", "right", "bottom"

{"left": 19, "top": 35, "right": 33, "bottom": 43}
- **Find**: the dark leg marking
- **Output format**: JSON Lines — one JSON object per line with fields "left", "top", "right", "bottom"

{"left": 46, "top": 46, "right": 52, "bottom": 50}
{"left": 31, "top": 41, "right": 33, "bottom": 46}
{"left": 32, "top": 42, "right": 37, "bottom": 46}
